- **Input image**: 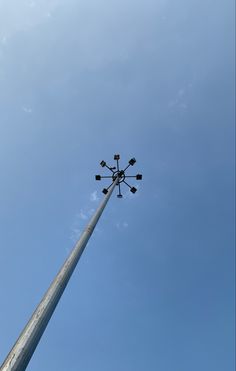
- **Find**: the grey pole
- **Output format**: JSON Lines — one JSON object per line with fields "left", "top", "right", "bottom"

{"left": 0, "top": 177, "right": 119, "bottom": 371}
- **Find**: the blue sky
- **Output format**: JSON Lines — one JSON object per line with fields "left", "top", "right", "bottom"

{"left": 0, "top": 1, "right": 235, "bottom": 370}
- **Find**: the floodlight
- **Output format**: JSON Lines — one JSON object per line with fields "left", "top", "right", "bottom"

{"left": 130, "top": 187, "right": 137, "bottom": 194}
{"left": 129, "top": 158, "right": 136, "bottom": 166}
{"left": 96, "top": 155, "right": 142, "bottom": 198}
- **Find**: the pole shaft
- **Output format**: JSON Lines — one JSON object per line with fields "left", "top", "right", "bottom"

{"left": 0, "top": 178, "right": 119, "bottom": 371}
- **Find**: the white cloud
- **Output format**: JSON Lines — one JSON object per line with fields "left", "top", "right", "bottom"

{"left": 70, "top": 227, "right": 81, "bottom": 243}
{"left": 22, "top": 106, "right": 33, "bottom": 114}
{"left": 90, "top": 190, "right": 99, "bottom": 202}
{"left": 168, "top": 87, "right": 189, "bottom": 111}
{"left": 78, "top": 210, "right": 88, "bottom": 220}
{"left": 0, "top": 36, "right": 7, "bottom": 45}
{"left": 88, "top": 208, "right": 95, "bottom": 216}
{"left": 70, "top": 207, "right": 102, "bottom": 242}
{"left": 115, "top": 221, "right": 129, "bottom": 229}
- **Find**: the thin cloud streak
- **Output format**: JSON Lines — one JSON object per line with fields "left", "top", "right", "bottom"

{"left": 22, "top": 106, "right": 33, "bottom": 114}
{"left": 90, "top": 191, "right": 99, "bottom": 202}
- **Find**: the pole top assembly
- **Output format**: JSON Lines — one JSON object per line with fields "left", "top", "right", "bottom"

{"left": 95, "top": 154, "right": 142, "bottom": 198}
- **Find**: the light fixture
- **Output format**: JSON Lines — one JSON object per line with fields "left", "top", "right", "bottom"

{"left": 96, "top": 155, "right": 142, "bottom": 198}
{"left": 129, "top": 158, "right": 136, "bottom": 166}
{"left": 130, "top": 187, "right": 137, "bottom": 194}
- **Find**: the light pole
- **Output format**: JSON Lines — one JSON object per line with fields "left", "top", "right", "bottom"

{"left": 0, "top": 155, "right": 142, "bottom": 371}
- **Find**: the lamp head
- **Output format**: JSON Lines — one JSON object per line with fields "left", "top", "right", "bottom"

{"left": 129, "top": 158, "right": 136, "bottom": 166}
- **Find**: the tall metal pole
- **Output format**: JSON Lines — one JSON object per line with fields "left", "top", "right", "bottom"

{"left": 0, "top": 177, "right": 119, "bottom": 371}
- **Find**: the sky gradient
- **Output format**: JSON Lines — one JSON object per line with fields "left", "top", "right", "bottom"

{"left": 0, "top": 1, "right": 235, "bottom": 370}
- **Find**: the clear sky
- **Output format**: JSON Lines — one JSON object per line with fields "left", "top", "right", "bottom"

{"left": 0, "top": 1, "right": 235, "bottom": 370}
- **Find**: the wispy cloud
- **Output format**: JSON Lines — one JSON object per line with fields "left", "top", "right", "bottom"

{"left": 90, "top": 191, "right": 99, "bottom": 202}
{"left": 168, "top": 85, "right": 192, "bottom": 112}
{"left": 88, "top": 208, "right": 95, "bottom": 216}
{"left": 70, "top": 227, "right": 82, "bottom": 244}
{"left": 70, "top": 207, "right": 102, "bottom": 242}
{"left": 70, "top": 208, "right": 94, "bottom": 240}
{"left": 78, "top": 210, "right": 88, "bottom": 220}
{"left": 115, "top": 221, "right": 129, "bottom": 229}
{"left": 22, "top": 106, "right": 33, "bottom": 114}
{"left": 0, "top": 36, "right": 7, "bottom": 45}
{"left": 69, "top": 190, "right": 101, "bottom": 241}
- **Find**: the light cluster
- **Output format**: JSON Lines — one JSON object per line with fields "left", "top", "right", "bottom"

{"left": 95, "top": 154, "right": 142, "bottom": 198}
